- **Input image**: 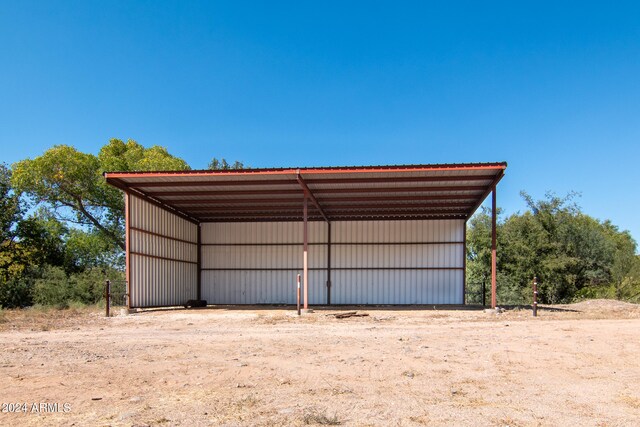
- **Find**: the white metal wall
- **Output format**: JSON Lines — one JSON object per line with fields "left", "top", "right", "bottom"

{"left": 200, "top": 219, "right": 464, "bottom": 305}
{"left": 129, "top": 195, "right": 198, "bottom": 307}
{"left": 201, "top": 222, "right": 327, "bottom": 304}
{"left": 331, "top": 220, "right": 464, "bottom": 304}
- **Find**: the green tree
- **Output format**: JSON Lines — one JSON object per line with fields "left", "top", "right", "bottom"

{"left": 208, "top": 158, "right": 245, "bottom": 170}
{"left": 467, "top": 192, "right": 637, "bottom": 304}
{"left": 0, "top": 163, "right": 21, "bottom": 243}
{"left": 12, "top": 139, "right": 190, "bottom": 251}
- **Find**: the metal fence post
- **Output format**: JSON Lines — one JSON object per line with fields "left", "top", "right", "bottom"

{"left": 297, "top": 274, "right": 301, "bottom": 316}
{"left": 482, "top": 278, "right": 486, "bottom": 307}
{"left": 105, "top": 280, "right": 111, "bottom": 317}
{"left": 533, "top": 276, "right": 538, "bottom": 317}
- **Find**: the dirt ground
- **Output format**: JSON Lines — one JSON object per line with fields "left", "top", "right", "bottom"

{"left": 1, "top": 300, "right": 640, "bottom": 426}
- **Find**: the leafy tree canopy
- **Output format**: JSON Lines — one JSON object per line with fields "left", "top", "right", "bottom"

{"left": 467, "top": 192, "right": 638, "bottom": 304}
{"left": 12, "top": 139, "right": 190, "bottom": 250}
{"left": 208, "top": 157, "right": 245, "bottom": 170}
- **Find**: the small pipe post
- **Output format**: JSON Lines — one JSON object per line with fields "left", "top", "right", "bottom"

{"left": 105, "top": 280, "right": 111, "bottom": 318}
{"left": 482, "top": 278, "right": 486, "bottom": 307}
{"left": 533, "top": 276, "right": 538, "bottom": 317}
{"left": 297, "top": 274, "right": 301, "bottom": 316}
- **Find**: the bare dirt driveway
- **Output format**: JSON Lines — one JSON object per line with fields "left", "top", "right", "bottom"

{"left": 1, "top": 300, "right": 640, "bottom": 426}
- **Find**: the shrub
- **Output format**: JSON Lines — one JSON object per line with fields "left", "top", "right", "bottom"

{"left": 0, "top": 275, "right": 33, "bottom": 308}
{"left": 33, "top": 266, "right": 120, "bottom": 307}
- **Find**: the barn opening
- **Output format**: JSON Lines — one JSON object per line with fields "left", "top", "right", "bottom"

{"left": 104, "top": 162, "right": 506, "bottom": 309}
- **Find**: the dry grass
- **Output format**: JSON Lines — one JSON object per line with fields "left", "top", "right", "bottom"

{"left": 619, "top": 394, "right": 640, "bottom": 409}
{"left": 302, "top": 407, "right": 341, "bottom": 425}
{"left": 0, "top": 304, "right": 108, "bottom": 332}
{"left": 1, "top": 300, "right": 640, "bottom": 426}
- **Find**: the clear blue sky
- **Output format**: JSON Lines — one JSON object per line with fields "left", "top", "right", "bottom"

{"left": 1, "top": 1, "right": 639, "bottom": 245}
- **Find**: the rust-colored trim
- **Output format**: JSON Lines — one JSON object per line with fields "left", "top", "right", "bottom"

{"left": 169, "top": 194, "right": 477, "bottom": 205}
{"left": 134, "top": 179, "right": 298, "bottom": 188}
{"left": 306, "top": 174, "right": 498, "bottom": 184}
{"left": 192, "top": 209, "right": 470, "bottom": 221}
{"left": 297, "top": 173, "right": 329, "bottom": 222}
{"left": 130, "top": 251, "right": 198, "bottom": 265}
{"left": 199, "top": 214, "right": 468, "bottom": 222}
{"left": 303, "top": 196, "right": 309, "bottom": 309}
{"left": 144, "top": 185, "right": 486, "bottom": 197}
{"left": 103, "top": 162, "right": 507, "bottom": 179}
{"left": 184, "top": 204, "right": 319, "bottom": 212}
{"left": 491, "top": 187, "right": 497, "bottom": 309}
{"left": 128, "top": 174, "right": 498, "bottom": 188}
{"left": 130, "top": 226, "right": 198, "bottom": 245}
{"left": 197, "top": 225, "right": 202, "bottom": 301}
{"left": 183, "top": 202, "right": 474, "bottom": 212}
{"left": 467, "top": 170, "right": 505, "bottom": 218}
{"left": 201, "top": 267, "right": 465, "bottom": 271}
{"left": 125, "top": 192, "right": 131, "bottom": 309}
{"left": 463, "top": 224, "right": 467, "bottom": 305}
{"left": 200, "top": 240, "right": 465, "bottom": 246}
{"left": 108, "top": 178, "right": 200, "bottom": 225}
{"left": 327, "top": 222, "right": 331, "bottom": 305}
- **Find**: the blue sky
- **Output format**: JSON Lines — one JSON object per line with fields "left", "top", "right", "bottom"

{"left": 1, "top": 1, "right": 639, "bottom": 245}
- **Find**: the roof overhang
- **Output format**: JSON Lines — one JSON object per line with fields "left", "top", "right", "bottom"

{"left": 104, "top": 162, "right": 506, "bottom": 223}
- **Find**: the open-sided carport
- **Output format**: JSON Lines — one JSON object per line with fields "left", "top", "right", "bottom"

{"left": 104, "top": 162, "right": 506, "bottom": 309}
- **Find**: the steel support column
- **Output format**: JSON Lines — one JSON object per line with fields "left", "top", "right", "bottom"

{"left": 303, "top": 196, "right": 309, "bottom": 309}
{"left": 463, "top": 222, "right": 467, "bottom": 305}
{"left": 197, "top": 224, "right": 202, "bottom": 301}
{"left": 491, "top": 187, "right": 497, "bottom": 309}
{"left": 327, "top": 222, "right": 332, "bottom": 305}
{"left": 125, "top": 192, "right": 131, "bottom": 309}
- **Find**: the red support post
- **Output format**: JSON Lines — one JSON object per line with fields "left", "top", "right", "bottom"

{"left": 463, "top": 222, "right": 467, "bottom": 305}
{"left": 303, "top": 196, "right": 309, "bottom": 310}
{"left": 125, "top": 192, "right": 131, "bottom": 309}
{"left": 491, "top": 187, "right": 497, "bottom": 309}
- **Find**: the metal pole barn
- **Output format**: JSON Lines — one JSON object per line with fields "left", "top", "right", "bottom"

{"left": 104, "top": 163, "right": 507, "bottom": 309}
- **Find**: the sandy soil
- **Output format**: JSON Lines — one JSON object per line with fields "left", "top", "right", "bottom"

{"left": 1, "top": 300, "right": 640, "bottom": 426}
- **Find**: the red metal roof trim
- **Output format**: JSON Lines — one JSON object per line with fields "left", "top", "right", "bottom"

{"left": 104, "top": 162, "right": 507, "bottom": 222}
{"left": 103, "top": 161, "right": 507, "bottom": 178}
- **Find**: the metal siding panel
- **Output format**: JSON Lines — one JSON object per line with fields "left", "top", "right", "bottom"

{"left": 202, "top": 270, "right": 326, "bottom": 304}
{"left": 200, "top": 220, "right": 463, "bottom": 305}
{"left": 201, "top": 222, "right": 328, "bottom": 304}
{"left": 330, "top": 220, "right": 464, "bottom": 304}
{"left": 129, "top": 196, "right": 198, "bottom": 307}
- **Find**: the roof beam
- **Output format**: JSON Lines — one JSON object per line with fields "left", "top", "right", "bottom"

{"left": 466, "top": 170, "right": 506, "bottom": 219}
{"left": 168, "top": 194, "right": 479, "bottom": 206}
{"left": 124, "top": 174, "right": 497, "bottom": 188}
{"left": 192, "top": 209, "right": 469, "bottom": 219}
{"left": 305, "top": 174, "right": 497, "bottom": 185}
{"left": 198, "top": 214, "right": 468, "bottom": 222}
{"left": 180, "top": 201, "right": 475, "bottom": 213}
{"left": 107, "top": 178, "right": 200, "bottom": 225}
{"left": 144, "top": 185, "right": 486, "bottom": 198}
{"left": 296, "top": 173, "right": 329, "bottom": 222}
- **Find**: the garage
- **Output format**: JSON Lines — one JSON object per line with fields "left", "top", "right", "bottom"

{"left": 105, "top": 162, "right": 506, "bottom": 309}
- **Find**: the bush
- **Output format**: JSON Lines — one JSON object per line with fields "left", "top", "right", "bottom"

{"left": 0, "top": 275, "right": 33, "bottom": 308}
{"left": 574, "top": 285, "right": 616, "bottom": 301}
{"left": 33, "top": 266, "right": 120, "bottom": 307}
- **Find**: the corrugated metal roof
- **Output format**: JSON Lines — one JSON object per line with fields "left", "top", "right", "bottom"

{"left": 104, "top": 162, "right": 506, "bottom": 222}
